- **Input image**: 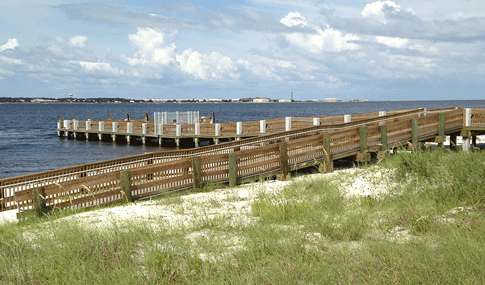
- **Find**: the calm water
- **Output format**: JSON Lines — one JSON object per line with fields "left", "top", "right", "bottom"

{"left": 1, "top": 101, "right": 484, "bottom": 179}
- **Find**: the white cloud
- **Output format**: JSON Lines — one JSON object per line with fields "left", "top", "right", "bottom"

{"left": 0, "top": 55, "right": 23, "bottom": 65}
{"left": 176, "top": 49, "right": 239, "bottom": 80}
{"left": 74, "top": 60, "right": 124, "bottom": 76}
{"left": 68, "top": 36, "right": 88, "bottom": 48}
{"left": 361, "top": 1, "right": 401, "bottom": 23}
{"left": 124, "top": 27, "right": 176, "bottom": 66}
{"left": 280, "top": 12, "right": 359, "bottom": 53}
{"left": 314, "top": 76, "right": 348, "bottom": 89}
{"left": 375, "top": 36, "right": 410, "bottom": 48}
{"left": 0, "top": 38, "right": 19, "bottom": 52}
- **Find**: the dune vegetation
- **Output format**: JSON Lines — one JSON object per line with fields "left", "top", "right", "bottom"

{"left": 0, "top": 148, "right": 484, "bottom": 284}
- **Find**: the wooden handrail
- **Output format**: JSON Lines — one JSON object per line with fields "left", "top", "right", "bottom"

{"left": 3, "top": 107, "right": 469, "bottom": 213}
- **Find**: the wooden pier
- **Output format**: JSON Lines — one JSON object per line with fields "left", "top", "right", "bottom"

{"left": 57, "top": 109, "right": 425, "bottom": 147}
{"left": 3, "top": 107, "right": 485, "bottom": 216}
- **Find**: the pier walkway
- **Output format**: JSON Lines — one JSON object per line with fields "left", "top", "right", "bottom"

{"left": 3, "top": 107, "right": 485, "bottom": 216}
{"left": 57, "top": 109, "right": 421, "bottom": 147}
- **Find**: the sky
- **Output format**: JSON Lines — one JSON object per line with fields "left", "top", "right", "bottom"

{"left": 0, "top": 0, "right": 484, "bottom": 101}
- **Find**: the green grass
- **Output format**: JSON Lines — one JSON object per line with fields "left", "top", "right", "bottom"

{"left": 1, "top": 148, "right": 484, "bottom": 284}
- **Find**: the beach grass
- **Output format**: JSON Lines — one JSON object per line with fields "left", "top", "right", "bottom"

{"left": 0, "top": 148, "right": 484, "bottom": 284}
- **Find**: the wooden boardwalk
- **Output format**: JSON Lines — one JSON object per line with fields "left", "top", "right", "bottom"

{"left": 57, "top": 109, "right": 421, "bottom": 147}
{"left": 3, "top": 107, "right": 485, "bottom": 216}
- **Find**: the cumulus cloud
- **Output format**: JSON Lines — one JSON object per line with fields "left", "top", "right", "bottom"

{"left": 68, "top": 36, "right": 88, "bottom": 48}
{"left": 123, "top": 27, "right": 176, "bottom": 67}
{"left": 361, "top": 1, "right": 402, "bottom": 24}
{"left": 0, "top": 38, "right": 19, "bottom": 52}
{"left": 375, "top": 36, "right": 410, "bottom": 48}
{"left": 121, "top": 27, "right": 241, "bottom": 81}
{"left": 280, "top": 12, "right": 359, "bottom": 53}
{"left": 176, "top": 49, "right": 239, "bottom": 80}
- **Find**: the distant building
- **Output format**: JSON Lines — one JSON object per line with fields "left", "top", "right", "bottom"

{"left": 31, "top": 99, "right": 58, "bottom": 103}
{"left": 206, "top": 98, "right": 224, "bottom": 102}
{"left": 312, "top": 99, "right": 319, "bottom": 102}
{"left": 278, "top": 99, "right": 292, "bottom": 103}
{"left": 232, "top": 98, "right": 240, "bottom": 102}
{"left": 253, "top": 97, "right": 271, "bottom": 103}
{"left": 323, "top": 98, "right": 339, "bottom": 102}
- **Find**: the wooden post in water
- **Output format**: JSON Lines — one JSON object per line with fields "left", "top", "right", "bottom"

{"left": 359, "top": 126, "right": 368, "bottom": 164}
{"left": 229, "top": 152, "right": 237, "bottom": 187}
{"left": 322, "top": 134, "right": 332, "bottom": 173}
{"left": 279, "top": 142, "right": 288, "bottom": 178}
{"left": 411, "top": 118, "right": 420, "bottom": 151}
{"left": 32, "top": 187, "right": 48, "bottom": 216}
{"left": 438, "top": 113, "right": 445, "bottom": 147}
{"left": 120, "top": 170, "right": 133, "bottom": 203}
{"left": 192, "top": 156, "right": 201, "bottom": 190}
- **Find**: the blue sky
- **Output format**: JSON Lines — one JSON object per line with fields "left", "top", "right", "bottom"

{"left": 1, "top": 0, "right": 484, "bottom": 101}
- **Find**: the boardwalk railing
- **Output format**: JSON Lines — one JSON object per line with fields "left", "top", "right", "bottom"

{"left": 1, "top": 107, "right": 472, "bottom": 214}
{"left": 59, "top": 108, "right": 445, "bottom": 138}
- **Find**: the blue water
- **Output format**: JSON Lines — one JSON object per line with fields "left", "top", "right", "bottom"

{"left": 1, "top": 101, "right": 484, "bottom": 178}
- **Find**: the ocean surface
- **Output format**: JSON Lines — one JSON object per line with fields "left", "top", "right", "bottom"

{"left": 1, "top": 100, "right": 484, "bottom": 179}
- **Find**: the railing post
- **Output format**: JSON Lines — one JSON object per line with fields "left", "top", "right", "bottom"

{"left": 112, "top": 122, "right": 118, "bottom": 132}
{"left": 215, "top": 123, "right": 221, "bottom": 136}
{"left": 86, "top": 119, "right": 92, "bottom": 131}
{"left": 285, "top": 117, "right": 291, "bottom": 131}
{"left": 378, "top": 125, "right": 389, "bottom": 161}
{"left": 279, "top": 142, "right": 288, "bottom": 177}
{"left": 322, "top": 134, "right": 332, "bottom": 173}
{"left": 380, "top": 125, "right": 387, "bottom": 151}
{"left": 73, "top": 120, "right": 79, "bottom": 130}
{"left": 411, "top": 118, "right": 420, "bottom": 151}
{"left": 379, "top": 111, "right": 386, "bottom": 126}
{"left": 32, "top": 187, "right": 48, "bottom": 216}
{"left": 112, "top": 122, "right": 118, "bottom": 142}
{"left": 313, "top": 118, "right": 320, "bottom": 126}
{"left": 98, "top": 121, "right": 104, "bottom": 132}
{"left": 465, "top": 108, "right": 472, "bottom": 127}
{"left": 260, "top": 120, "right": 266, "bottom": 134}
{"left": 142, "top": 123, "right": 147, "bottom": 135}
{"left": 236, "top": 122, "right": 243, "bottom": 135}
{"left": 195, "top": 123, "right": 200, "bottom": 135}
{"left": 359, "top": 126, "right": 368, "bottom": 164}
{"left": 229, "top": 152, "right": 237, "bottom": 187}
{"left": 120, "top": 170, "right": 133, "bottom": 203}
{"left": 438, "top": 113, "right": 445, "bottom": 147}
{"left": 192, "top": 156, "right": 201, "bottom": 190}
{"left": 344, "top": 115, "right": 351, "bottom": 123}
{"left": 64, "top": 120, "right": 71, "bottom": 129}
{"left": 174, "top": 124, "right": 181, "bottom": 137}
{"left": 463, "top": 108, "right": 471, "bottom": 151}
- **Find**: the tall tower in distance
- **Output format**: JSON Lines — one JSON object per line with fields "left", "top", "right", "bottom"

{"left": 291, "top": 92, "right": 294, "bottom": 102}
